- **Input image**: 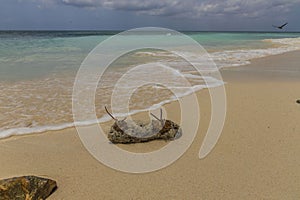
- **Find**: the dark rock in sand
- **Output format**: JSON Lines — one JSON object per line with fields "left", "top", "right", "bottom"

{"left": 0, "top": 176, "right": 57, "bottom": 200}
{"left": 296, "top": 99, "right": 300, "bottom": 104}
{"left": 108, "top": 119, "right": 182, "bottom": 144}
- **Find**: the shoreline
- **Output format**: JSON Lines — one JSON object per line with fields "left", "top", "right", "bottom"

{"left": 221, "top": 49, "right": 300, "bottom": 82}
{"left": 0, "top": 50, "right": 300, "bottom": 199}
{"left": 1, "top": 49, "right": 300, "bottom": 141}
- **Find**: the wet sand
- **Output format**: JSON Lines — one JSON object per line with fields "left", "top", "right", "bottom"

{"left": 0, "top": 51, "right": 300, "bottom": 199}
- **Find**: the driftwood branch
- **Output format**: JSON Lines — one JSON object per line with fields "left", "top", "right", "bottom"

{"left": 105, "top": 106, "right": 116, "bottom": 121}
{"left": 150, "top": 113, "right": 160, "bottom": 121}
{"left": 120, "top": 117, "right": 127, "bottom": 122}
{"left": 160, "top": 108, "right": 162, "bottom": 121}
{"left": 105, "top": 106, "right": 127, "bottom": 121}
{"left": 150, "top": 108, "right": 164, "bottom": 126}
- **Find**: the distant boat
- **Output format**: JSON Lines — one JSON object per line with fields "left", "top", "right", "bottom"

{"left": 272, "top": 22, "right": 288, "bottom": 29}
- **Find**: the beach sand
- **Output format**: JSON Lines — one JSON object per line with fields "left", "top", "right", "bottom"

{"left": 1, "top": 51, "right": 300, "bottom": 199}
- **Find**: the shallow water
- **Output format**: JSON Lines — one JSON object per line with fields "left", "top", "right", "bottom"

{"left": 1, "top": 31, "right": 300, "bottom": 138}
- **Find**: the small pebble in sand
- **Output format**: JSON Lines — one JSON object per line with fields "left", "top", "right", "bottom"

{"left": 296, "top": 100, "right": 300, "bottom": 104}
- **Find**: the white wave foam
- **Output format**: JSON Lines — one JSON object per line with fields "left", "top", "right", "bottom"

{"left": 0, "top": 74, "right": 224, "bottom": 139}
{"left": 212, "top": 37, "right": 300, "bottom": 68}
{"left": 264, "top": 37, "right": 300, "bottom": 46}
{"left": 138, "top": 38, "right": 300, "bottom": 71}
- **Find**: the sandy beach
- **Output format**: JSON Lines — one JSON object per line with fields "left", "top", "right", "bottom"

{"left": 1, "top": 51, "right": 300, "bottom": 199}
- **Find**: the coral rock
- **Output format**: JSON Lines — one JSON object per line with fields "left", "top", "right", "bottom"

{"left": 0, "top": 176, "right": 57, "bottom": 200}
{"left": 108, "top": 119, "right": 182, "bottom": 144}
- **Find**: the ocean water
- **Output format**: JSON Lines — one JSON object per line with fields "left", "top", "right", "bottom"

{"left": 1, "top": 31, "right": 300, "bottom": 138}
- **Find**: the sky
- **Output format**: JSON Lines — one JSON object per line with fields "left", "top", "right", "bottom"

{"left": 0, "top": 0, "right": 300, "bottom": 31}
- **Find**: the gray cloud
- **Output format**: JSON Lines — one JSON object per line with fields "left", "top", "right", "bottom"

{"left": 61, "top": 0, "right": 101, "bottom": 7}
{"left": 40, "top": 0, "right": 300, "bottom": 18}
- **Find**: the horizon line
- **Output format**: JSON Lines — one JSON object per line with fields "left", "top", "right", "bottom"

{"left": 0, "top": 29, "right": 299, "bottom": 33}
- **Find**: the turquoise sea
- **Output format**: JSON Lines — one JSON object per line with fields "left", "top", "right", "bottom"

{"left": 1, "top": 31, "right": 300, "bottom": 137}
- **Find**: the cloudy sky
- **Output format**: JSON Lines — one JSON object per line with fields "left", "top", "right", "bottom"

{"left": 1, "top": 0, "right": 300, "bottom": 31}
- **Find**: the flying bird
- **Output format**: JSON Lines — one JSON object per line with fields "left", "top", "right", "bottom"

{"left": 272, "top": 22, "right": 288, "bottom": 29}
